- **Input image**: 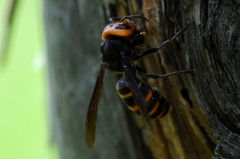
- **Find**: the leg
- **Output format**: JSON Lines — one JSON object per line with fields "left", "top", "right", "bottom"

{"left": 138, "top": 69, "right": 196, "bottom": 79}
{"left": 134, "top": 23, "right": 190, "bottom": 60}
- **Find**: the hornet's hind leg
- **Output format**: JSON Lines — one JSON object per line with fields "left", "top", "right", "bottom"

{"left": 138, "top": 69, "right": 196, "bottom": 79}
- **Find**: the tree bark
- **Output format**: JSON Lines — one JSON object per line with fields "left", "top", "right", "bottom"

{"left": 43, "top": 0, "right": 240, "bottom": 159}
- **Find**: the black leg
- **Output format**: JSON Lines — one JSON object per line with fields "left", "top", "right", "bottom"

{"left": 134, "top": 23, "right": 190, "bottom": 60}
{"left": 138, "top": 69, "right": 196, "bottom": 79}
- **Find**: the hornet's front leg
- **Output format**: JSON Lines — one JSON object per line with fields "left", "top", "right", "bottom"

{"left": 134, "top": 23, "right": 190, "bottom": 60}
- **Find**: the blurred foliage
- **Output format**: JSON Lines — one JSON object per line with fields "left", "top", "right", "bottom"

{"left": 0, "top": 0, "right": 57, "bottom": 159}
{"left": 0, "top": 0, "right": 16, "bottom": 63}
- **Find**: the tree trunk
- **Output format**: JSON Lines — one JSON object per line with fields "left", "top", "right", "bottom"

{"left": 43, "top": 0, "right": 240, "bottom": 159}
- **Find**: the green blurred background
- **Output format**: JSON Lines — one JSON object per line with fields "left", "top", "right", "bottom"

{"left": 0, "top": 0, "right": 56, "bottom": 158}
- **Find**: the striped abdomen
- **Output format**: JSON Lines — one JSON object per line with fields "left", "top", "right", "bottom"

{"left": 116, "top": 78, "right": 172, "bottom": 119}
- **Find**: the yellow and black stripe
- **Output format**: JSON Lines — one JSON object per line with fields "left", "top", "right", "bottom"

{"left": 116, "top": 78, "right": 172, "bottom": 119}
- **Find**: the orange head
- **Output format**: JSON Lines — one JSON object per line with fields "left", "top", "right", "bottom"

{"left": 102, "top": 19, "right": 137, "bottom": 40}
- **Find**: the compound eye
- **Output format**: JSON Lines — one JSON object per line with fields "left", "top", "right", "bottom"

{"left": 115, "top": 24, "right": 131, "bottom": 29}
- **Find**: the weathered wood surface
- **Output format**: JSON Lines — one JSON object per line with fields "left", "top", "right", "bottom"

{"left": 43, "top": 0, "right": 240, "bottom": 159}
{"left": 183, "top": 0, "right": 240, "bottom": 158}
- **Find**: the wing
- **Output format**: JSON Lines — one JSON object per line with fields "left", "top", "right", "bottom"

{"left": 85, "top": 64, "right": 105, "bottom": 149}
{"left": 120, "top": 51, "right": 153, "bottom": 133}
